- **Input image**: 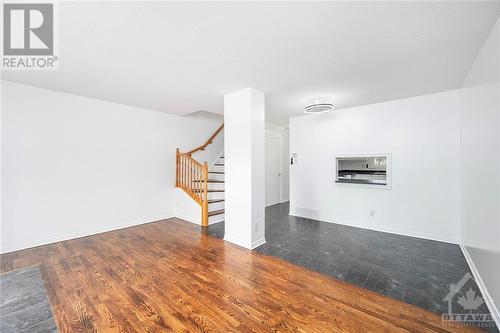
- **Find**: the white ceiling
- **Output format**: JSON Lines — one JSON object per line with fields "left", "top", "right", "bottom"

{"left": 2, "top": 1, "right": 500, "bottom": 125}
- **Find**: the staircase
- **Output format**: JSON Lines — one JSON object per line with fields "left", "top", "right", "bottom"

{"left": 175, "top": 124, "right": 224, "bottom": 226}
{"left": 206, "top": 155, "right": 225, "bottom": 224}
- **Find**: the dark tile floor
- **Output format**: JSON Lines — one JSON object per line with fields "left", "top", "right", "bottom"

{"left": 205, "top": 202, "right": 498, "bottom": 332}
{"left": 0, "top": 266, "right": 57, "bottom": 333}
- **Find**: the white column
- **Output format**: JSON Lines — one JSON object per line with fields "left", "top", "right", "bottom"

{"left": 223, "top": 88, "right": 266, "bottom": 249}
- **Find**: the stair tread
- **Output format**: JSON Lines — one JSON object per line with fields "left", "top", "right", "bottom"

{"left": 208, "top": 209, "right": 225, "bottom": 217}
{"left": 192, "top": 179, "right": 224, "bottom": 183}
{"left": 214, "top": 163, "right": 225, "bottom": 166}
{"left": 193, "top": 189, "right": 224, "bottom": 193}
{"left": 208, "top": 199, "right": 225, "bottom": 204}
{"left": 209, "top": 171, "right": 224, "bottom": 174}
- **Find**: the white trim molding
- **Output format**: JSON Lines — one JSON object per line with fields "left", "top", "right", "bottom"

{"left": 175, "top": 214, "right": 201, "bottom": 225}
{"left": 251, "top": 238, "right": 266, "bottom": 249}
{"left": 289, "top": 208, "right": 461, "bottom": 244}
{"left": 460, "top": 245, "right": 500, "bottom": 328}
{"left": 0, "top": 214, "right": 175, "bottom": 254}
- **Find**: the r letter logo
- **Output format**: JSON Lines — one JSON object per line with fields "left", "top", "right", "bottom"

{"left": 2, "top": 2, "right": 58, "bottom": 70}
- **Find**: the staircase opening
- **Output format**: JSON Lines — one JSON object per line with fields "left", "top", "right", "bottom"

{"left": 175, "top": 123, "right": 225, "bottom": 227}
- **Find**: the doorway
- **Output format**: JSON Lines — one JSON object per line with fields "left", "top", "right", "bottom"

{"left": 265, "top": 136, "right": 282, "bottom": 207}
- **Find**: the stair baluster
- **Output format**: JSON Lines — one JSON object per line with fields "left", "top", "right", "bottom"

{"left": 175, "top": 124, "right": 223, "bottom": 227}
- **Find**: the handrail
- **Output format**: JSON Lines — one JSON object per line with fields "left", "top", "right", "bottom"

{"left": 186, "top": 123, "right": 224, "bottom": 155}
{"left": 175, "top": 123, "right": 223, "bottom": 227}
{"left": 176, "top": 150, "right": 209, "bottom": 225}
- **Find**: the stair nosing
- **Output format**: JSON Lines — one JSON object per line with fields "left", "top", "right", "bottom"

{"left": 193, "top": 189, "right": 224, "bottom": 193}
{"left": 208, "top": 209, "right": 225, "bottom": 217}
{"left": 207, "top": 199, "right": 225, "bottom": 204}
{"left": 192, "top": 179, "right": 224, "bottom": 183}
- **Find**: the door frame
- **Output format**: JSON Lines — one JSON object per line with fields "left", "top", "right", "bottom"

{"left": 265, "top": 132, "right": 282, "bottom": 206}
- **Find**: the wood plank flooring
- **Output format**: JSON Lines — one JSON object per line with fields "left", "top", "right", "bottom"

{"left": 0, "top": 218, "right": 482, "bottom": 332}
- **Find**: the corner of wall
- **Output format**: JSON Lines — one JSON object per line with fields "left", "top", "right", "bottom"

{"left": 458, "top": 15, "right": 500, "bottom": 328}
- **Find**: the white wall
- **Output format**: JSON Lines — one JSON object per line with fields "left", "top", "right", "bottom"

{"left": 265, "top": 123, "right": 290, "bottom": 204}
{"left": 460, "top": 17, "right": 500, "bottom": 322}
{"left": 290, "top": 90, "right": 461, "bottom": 243}
{"left": 1, "top": 81, "right": 221, "bottom": 253}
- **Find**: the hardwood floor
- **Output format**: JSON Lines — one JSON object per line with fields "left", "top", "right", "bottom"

{"left": 0, "top": 218, "right": 481, "bottom": 332}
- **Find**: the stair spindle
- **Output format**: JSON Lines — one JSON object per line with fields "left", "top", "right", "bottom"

{"left": 175, "top": 123, "right": 224, "bottom": 227}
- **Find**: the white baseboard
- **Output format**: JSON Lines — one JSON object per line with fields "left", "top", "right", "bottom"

{"left": 224, "top": 235, "right": 264, "bottom": 250}
{"left": 460, "top": 245, "right": 500, "bottom": 328}
{"left": 1, "top": 214, "right": 223, "bottom": 254}
{"left": 175, "top": 214, "right": 223, "bottom": 226}
{"left": 251, "top": 238, "right": 266, "bottom": 249}
{"left": 223, "top": 236, "right": 248, "bottom": 249}
{"left": 0, "top": 214, "right": 175, "bottom": 254}
{"left": 175, "top": 213, "right": 201, "bottom": 225}
{"left": 289, "top": 209, "right": 460, "bottom": 244}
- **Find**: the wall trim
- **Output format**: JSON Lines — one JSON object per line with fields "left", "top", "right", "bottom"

{"left": 223, "top": 236, "right": 266, "bottom": 250}
{"left": 289, "top": 209, "right": 460, "bottom": 244}
{"left": 460, "top": 245, "right": 500, "bottom": 328}
{"left": 2, "top": 213, "right": 226, "bottom": 254}
{"left": 175, "top": 213, "right": 200, "bottom": 225}
{"left": 0, "top": 214, "right": 175, "bottom": 254}
{"left": 251, "top": 238, "right": 266, "bottom": 249}
{"left": 223, "top": 236, "right": 249, "bottom": 249}
{"left": 176, "top": 214, "right": 222, "bottom": 226}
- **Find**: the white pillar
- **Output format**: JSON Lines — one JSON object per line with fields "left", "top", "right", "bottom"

{"left": 223, "top": 88, "right": 266, "bottom": 249}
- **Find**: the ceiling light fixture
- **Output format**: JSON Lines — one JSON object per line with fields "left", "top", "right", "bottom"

{"left": 304, "top": 98, "right": 335, "bottom": 114}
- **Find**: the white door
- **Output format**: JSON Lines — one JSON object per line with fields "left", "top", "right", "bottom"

{"left": 265, "top": 136, "right": 281, "bottom": 207}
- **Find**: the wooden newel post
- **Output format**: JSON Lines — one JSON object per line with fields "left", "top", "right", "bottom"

{"left": 201, "top": 161, "right": 209, "bottom": 227}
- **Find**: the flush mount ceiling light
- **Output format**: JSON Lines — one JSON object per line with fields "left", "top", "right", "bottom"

{"left": 304, "top": 98, "right": 335, "bottom": 114}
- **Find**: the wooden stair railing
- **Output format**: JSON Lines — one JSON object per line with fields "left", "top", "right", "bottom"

{"left": 186, "top": 124, "right": 224, "bottom": 155}
{"left": 176, "top": 151, "right": 209, "bottom": 226}
{"left": 175, "top": 123, "right": 224, "bottom": 227}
